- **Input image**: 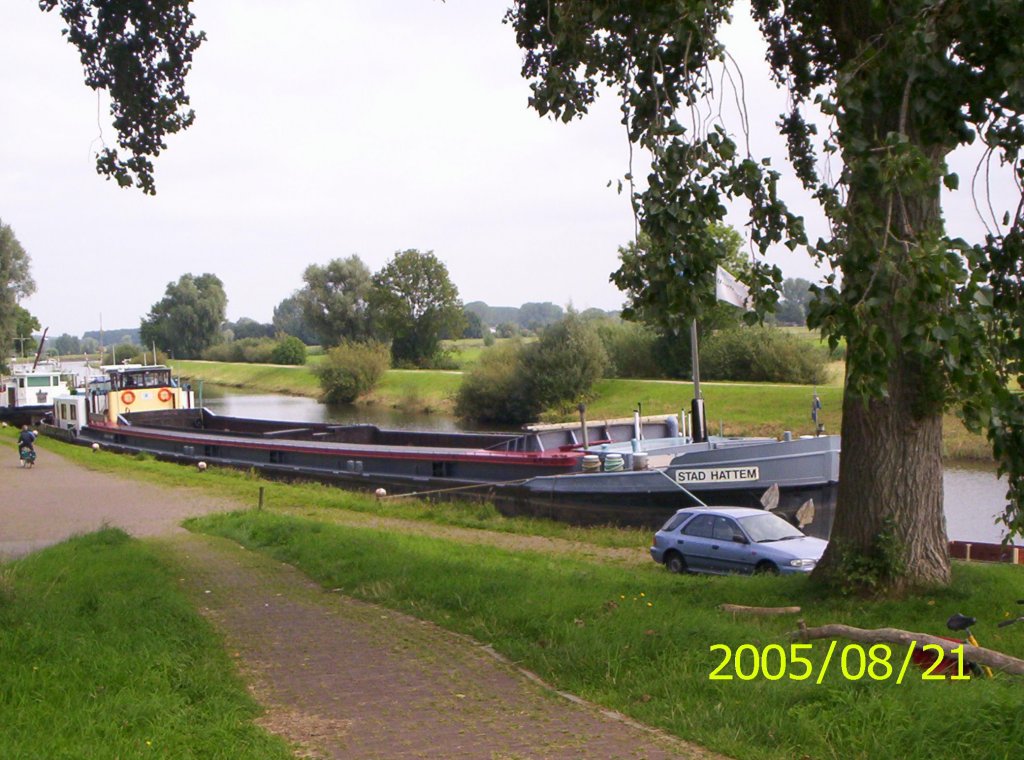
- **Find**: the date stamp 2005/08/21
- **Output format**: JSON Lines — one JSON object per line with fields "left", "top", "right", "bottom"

{"left": 709, "top": 641, "right": 972, "bottom": 683}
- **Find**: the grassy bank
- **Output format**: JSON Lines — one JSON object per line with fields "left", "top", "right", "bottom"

{"left": 188, "top": 509, "right": 1024, "bottom": 760}
{"left": 0, "top": 529, "right": 291, "bottom": 759}
{"left": 170, "top": 358, "right": 992, "bottom": 459}
{"left": 19, "top": 430, "right": 648, "bottom": 550}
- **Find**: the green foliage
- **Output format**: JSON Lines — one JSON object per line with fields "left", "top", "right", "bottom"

{"left": 52, "top": 333, "right": 82, "bottom": 355}
{"left": 10, "top": 305, "right": 41, "bottom": 357}
{"left": 701, "top": 326, "right": 829, "bottom": 385}
{"left": 458, "top": 314, "right": 608, "bottom": 423}
{"left": 270, "top": 335, "right": 307, "bottom": 365}
{"left": 818, "top": 520, "right": 908, "bottom": 597}
{"left": 454, "top": 340, "right": 539, "bottom": 424}
{"left": 224, "top": 317, "right": 275, "bottom": 340}
{"left": 140, "top": 273, "right": 227, "bottom": 359}
{"left": 272, "top": 291, "right": 319, "bottom": 345}
{"left": 370, "top": 249, "right": 465, "bottom": 367}
{"left": 496, "top": 322, "right": 521, "bottom": 338}
{"left": 39, "top": 1, "right": 204, "bottom": 193}
{"left": 316, "top": 340, "right": 391, "bottom": 404}
{"left": 518, "top": 301, "right": 565, "bottom": 330}
{"left": 461, "top": 309, "right": 484, "bottom": 339}
{"left": 101, "top": 341, "right": 143, "bottom": 365}
{"left": 299, "top": 256, "right": 375, "bottom": 347}
{"left": 524, "top": 311, "right": 608, "bottom": 414}
{"left": 777, "top": 277, "right": 814, "bottom": 325}
{"left": 0, "top": 220, "right": 34, "bottom": 371}
{"left": 201, "top": 337, "right": 276, "bottom": 363}
{"left": 593, "top": 319, "right": 664, "bottom": 379}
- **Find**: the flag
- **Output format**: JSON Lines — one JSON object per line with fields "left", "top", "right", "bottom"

{"left": 715, "top": 266, "right": 750, "bottom": 309}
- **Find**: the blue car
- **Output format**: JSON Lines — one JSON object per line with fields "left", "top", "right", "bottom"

{"left": 650, "top": 506, "right": 827, "bottom": 575}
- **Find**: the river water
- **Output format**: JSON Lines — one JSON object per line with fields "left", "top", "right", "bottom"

{"left": 200, "top": 386, "right": 1014, "bottom": 545}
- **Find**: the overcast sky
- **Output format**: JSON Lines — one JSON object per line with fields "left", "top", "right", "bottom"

{"left": 1, "top": 1, "right": 1015, "bottom": 338}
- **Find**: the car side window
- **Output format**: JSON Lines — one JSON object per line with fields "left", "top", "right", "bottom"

{"left": 662, "top": 512, "right": 689, "bottom": 531}
{"left": 681, "top": 514, "right": 716, "bottom": 538}
{"left": 713, "top": 517, "right": 743, "bottom": 542}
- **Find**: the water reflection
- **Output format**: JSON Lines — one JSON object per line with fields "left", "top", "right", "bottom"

{"left": 200, "top": 386, "right": 1014, "bottom": 544}
{"left": 199, "top": 385, "right": 480, "bottom": 431}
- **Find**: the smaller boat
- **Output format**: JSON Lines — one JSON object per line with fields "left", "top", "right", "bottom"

{"left": 47, "top": 364, "right": 195, "bottom": 438}
{"left": 1, "top": 365, "right": 72, "bottom": 426}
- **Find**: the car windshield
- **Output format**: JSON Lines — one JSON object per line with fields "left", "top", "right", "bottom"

{"left": 738, "top": 513, "right": 805, "bottom": 543}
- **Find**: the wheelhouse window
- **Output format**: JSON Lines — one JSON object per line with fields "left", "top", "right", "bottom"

{"left": 111, "top": 369, "right": 172, "bottom": 390}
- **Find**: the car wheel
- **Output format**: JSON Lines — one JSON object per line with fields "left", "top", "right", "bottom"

{"left": 665, "top": 552, "right": 687, "bottom": 574}
{"left": 754, "top": 561, "right": 779, "bottom": 575}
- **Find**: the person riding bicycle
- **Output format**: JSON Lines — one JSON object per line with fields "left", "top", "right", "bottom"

{"left": 18, "top": 425, "right": 37, "bottom": 456}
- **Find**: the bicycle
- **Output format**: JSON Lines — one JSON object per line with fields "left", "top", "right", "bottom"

{"left": 913, "top": 601, "right": 1024, "bottom": 678}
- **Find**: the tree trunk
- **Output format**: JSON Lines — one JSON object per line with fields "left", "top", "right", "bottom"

{"left": 815, "top": 364, "right": 951, "bottom": 589}
{"left": 812, "top": 53, "right": 954, "bottom": 590}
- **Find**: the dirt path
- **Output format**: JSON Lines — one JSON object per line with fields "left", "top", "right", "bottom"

{"left": 1, "top": 443, "right": 725, "bottom": 759}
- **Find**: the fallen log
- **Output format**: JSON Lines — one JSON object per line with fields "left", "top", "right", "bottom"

{"left": 719, "top": 604, "right": 801, "bottom": 615}
{"left": 790, "top": 621, "right": 1024, "bottom": 676}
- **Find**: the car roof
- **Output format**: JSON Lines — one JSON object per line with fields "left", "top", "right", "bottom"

{"left": 673, "top": 506, "right": 771, "bottom": 519}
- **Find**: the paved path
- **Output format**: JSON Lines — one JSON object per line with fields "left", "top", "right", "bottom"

{"left": 0, "top": 441, "right": 237, "bottom": 559}
{"left": 1, "top": 441, "right": 724, "bottom": 759}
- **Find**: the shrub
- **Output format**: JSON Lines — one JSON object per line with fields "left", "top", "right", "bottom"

{"left": 316, "top": 341, "right": 391, "bottom": 404}
{"left": 700, "top": 325, "right": 829, "bottom": 384}
{"left": 457, "top": 314, "right": 609, "bottom": 424}
{"left": 201, "top": 338, "right": 277, "bottom": 363}
{"left": 524, "top": 312, "right": 608, "bottom": 412}
{"left": 270, "top": 335, "right": 306, "bottom": 365}
{"left": 454, "top": 341, "right": 539, "bottom": 424}
{"left": 594, "top": 320, "right": 664, "bottom": 379}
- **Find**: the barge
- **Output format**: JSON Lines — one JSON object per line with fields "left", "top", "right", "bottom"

{"left": 45, "top": 365, "right": 841, "bottom": 536}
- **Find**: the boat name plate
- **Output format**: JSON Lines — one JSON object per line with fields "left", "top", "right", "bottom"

{"left": 674, "top": 466, "right": 760, "bottom": 484}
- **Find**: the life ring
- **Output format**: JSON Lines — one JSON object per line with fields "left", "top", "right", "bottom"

{"left": 121, "top": 390, "right": 136, "bottom": 405}
{"left": 158, "top": 388, "right": 173, "bottom": 402}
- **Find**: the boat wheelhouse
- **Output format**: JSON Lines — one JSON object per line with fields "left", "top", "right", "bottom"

{"left": 50, "top": 364, "right": 195, "bottom": 433}
{"left": 1, "top": 366, "right": 72, "bottom": 425}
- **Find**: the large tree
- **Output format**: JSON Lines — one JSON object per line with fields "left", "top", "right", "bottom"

{"left": 0, "top": 220, "right": 36, "bottom": 371}
{"left": 40, "top": 0, "right": 204, "bottom": 194}
{"left": 370, "top": 250, "right": 465, "bottom": 367}
{"left": 272, "top": 292, "right": 320, "bottom": 346}
{"left": 140, "top": 273, "right": 227, "bottom": 358}
{"left": 777, "top": 278, "right": 814, "bottom": 326}
{"left": 507, "top": 0, "right": 1024, "bottom": 591}
{"left": 298, "top": 256, "right": 375, "bottom": 347}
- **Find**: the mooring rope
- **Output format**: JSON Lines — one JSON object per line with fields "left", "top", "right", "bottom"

{"left": 379, "top": 477, "right": 534, "bottom": 500}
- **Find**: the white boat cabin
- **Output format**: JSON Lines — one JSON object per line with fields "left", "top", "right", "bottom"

{"left": 52, "top": 365, "right": 194, "bottom": 431}
{"left": 1, "top": 369, "right": 71, "bottom": 410}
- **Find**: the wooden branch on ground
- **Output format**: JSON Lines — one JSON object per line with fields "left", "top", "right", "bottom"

{"left": 791, "top": 621, "right": 1024, "bottom": 676}
{"left": 719, "top": 604, "right": 802, "bottom": 615}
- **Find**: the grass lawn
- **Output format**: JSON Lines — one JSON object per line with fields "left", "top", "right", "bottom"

{"left": 188, "top": 509, "right": 1024, "bottom": 760}
{"left": 0, "top": 529, "right": 291, "bottom": 759}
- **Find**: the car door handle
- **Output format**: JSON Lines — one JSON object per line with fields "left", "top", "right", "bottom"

{"left": 711, "top": 545, "right": 721, "bottom": 550}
